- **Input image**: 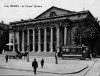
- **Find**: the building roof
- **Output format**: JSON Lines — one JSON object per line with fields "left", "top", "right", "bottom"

{"left": 9, "top": 6, "right": 93, "bottom": 26}
{"left": 35, "top": 6, "right": 75, "bottom": 19}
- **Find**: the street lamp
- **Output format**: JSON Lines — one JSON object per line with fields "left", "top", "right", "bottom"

{"left": 27, "top": 45, "right": 29, "bottom": 62}
{"left": 80, "top": 28, "right": 83, "bottom": 58}
{"left": 55, "top": 47, "right": 58, "bottom": 64}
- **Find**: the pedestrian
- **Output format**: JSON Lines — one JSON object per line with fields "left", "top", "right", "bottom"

{"left": 5, "top": 55, "right": 8, "bottom": 63}
{"left": 32, "top": 58, "right": 38, "bottom": 74}
{"left": 82, "top": 48, "right": 87, "bottom": 60}
{"left": 41, "top": 58, "right": 44, "bottom": 68}
{"left": 61, "top": 51, "right": 64, "bottom": 59}
{"left": 55, "top": 50, "right": 58, "bottom": 64}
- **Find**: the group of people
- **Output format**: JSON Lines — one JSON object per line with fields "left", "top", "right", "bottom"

{"left": 82, "top": 47, "right": 92, "bottom": 60}
{"left": 5, "top": 55, "right": 44, "bottom": 74}
{"left": 32, "top": 58, "right": 44, "bottom": 74}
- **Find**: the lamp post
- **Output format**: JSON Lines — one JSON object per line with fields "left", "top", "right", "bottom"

{"left": 55, "top": 47, "right": 58, "bottom": 64}
{"left": 27, "top": 45, "right": 29, "bottom": 62}
{"left": 80, "top": 28, "right": 83, "bottom": 58}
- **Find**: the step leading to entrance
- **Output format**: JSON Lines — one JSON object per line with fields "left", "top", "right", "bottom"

{"left": 29, "top": 52, "right": 55, "bottom": 57}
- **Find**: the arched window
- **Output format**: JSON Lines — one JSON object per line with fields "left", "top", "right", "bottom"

{"left": 49, "top": 11, "right": 57, "bottom": 17}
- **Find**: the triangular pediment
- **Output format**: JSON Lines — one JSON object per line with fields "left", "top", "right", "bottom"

{"left": 35, "top": 6, "right": 75, "bottom": 19}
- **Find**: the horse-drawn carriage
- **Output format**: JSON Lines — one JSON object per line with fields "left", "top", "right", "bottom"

{"left": 5, "top": 42, "right": 29, "bottom": 60}
{"left": 5, "top": 51, "right": 28, "bottom": 59}
{"left": 5, "top": 51, "right": 21, "bottom": 59}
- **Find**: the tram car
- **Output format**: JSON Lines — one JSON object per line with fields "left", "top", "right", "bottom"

{"left": 58, "top": 44, "right": 90, "bottom": 59}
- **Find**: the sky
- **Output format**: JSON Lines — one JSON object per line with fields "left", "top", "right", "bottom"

{"left": 0, "top": 0, "right": 100, "bottom": 24}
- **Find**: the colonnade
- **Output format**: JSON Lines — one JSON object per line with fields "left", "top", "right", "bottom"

{"left": 11, "top": 26, "right": 70, "bottom": 52}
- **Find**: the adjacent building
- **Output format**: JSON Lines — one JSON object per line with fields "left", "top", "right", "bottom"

{"left": 0, "top": 22, "right": 9, "bottom": 53}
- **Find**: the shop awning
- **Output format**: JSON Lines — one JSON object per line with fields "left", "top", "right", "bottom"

{"left": 6, "top": 42, "right": 13, "bottom": 46}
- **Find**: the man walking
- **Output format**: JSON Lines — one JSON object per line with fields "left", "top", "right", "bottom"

{"left": 32, "top": 58, "right": 38, "bottom": 74}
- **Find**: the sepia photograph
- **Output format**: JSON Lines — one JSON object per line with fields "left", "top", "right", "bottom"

{"left": 0, "top": 0, "right": 100, "bottom": 76}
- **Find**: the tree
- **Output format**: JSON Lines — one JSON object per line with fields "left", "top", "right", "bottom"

{"left": 74, "top": 17, "right": 100, "bottom": 55}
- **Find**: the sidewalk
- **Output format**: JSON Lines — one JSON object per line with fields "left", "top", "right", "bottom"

{"left": 0, "top": 54, "right": 89, "bottom": 75}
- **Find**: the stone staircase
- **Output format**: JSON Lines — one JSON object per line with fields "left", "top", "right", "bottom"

{"left": 29, "top": 52, "right": 55, "bottom": 57}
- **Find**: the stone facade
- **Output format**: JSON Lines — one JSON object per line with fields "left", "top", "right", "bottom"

{"left": 9, "top": 6, "right": 95, "bottom": 53}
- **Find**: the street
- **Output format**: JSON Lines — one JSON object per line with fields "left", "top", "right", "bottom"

{"left": 83, "top": 58, "right": 100, "bottom": 76}
{"left": 0, "top": 55, "right": 99, "bottom": 76}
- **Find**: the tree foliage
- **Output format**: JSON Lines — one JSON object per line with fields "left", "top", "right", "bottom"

{"left": 74, "top": 17, "right": 100, "bottom": 46}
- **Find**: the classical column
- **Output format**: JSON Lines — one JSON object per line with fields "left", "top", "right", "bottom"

{"left": 17, "top": 31, "right": 20, "bottom": 51}
{"left": 38, "top": 28, "right": 41, "bottom": 52}
{"left": 27, "top": 29, "right": 30, "bottom": 51}
{"left": 13, "top": 31, "right": 15, "bottom": 52}
{"left": 64, "top": 27, "right": 67, "bottom": 45}
{"left": 68, "top": 28, "right": 71, "bottom": 44}
{"left": 9, "top": 31, "right": 12, "bottom": 50}
{"left": 22, "top": 30, "right": 25, "bottom": 52}
{"left": 50, "top": 27, "right": 53, "bottom": 52}
{"left": 44, "top": 28, "right": 47, "bottom": 52}
{"left": 71, "top": 28, "right": 75, "bottom": 44}
{"left": 32, "top": 29, "right": 35, "bottom": 52}
{"left": 56, "top": 27, "right": 60, "bottom": 52}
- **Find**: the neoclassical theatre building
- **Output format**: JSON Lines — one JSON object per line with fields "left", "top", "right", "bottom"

{"left": 9, "top": 6, "right": 96, "bottom": 53}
